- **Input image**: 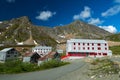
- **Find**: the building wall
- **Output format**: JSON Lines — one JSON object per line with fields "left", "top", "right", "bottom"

{"left": 0, "top": 49, "right": 19, "bottom": 62}
{"left": 6, "top": 50, "right": 19, "bottom": 60}
{"left": 0, "top": 52, "right": 6, "bottom": 62}
{"left": 23, "top": 57, "right": 30, "bottom": 62}
{"left": 32, "top": 46, "right": 52, "bottom": 56}
{"left": 66, "top": 39, "right": 110, "bottom": 58}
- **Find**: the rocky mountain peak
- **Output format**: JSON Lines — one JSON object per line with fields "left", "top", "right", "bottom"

{"left": 10, "top": 16, "right": 31, "bottom": 25}
{"left": 0, "top": 16, "right": 114, "bottom": 47}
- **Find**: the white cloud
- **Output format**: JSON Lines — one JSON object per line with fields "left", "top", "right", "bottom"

{"left": 59, "top": 24, "right": 64, "bottom": 26}
{"left": 99, "top": 25, "right": 117, "bottom": 33}
{"left": 73, "top": 15, "right": 80, "bottom": 20}
{"left": 6, "top": 0, "right": 15, "bottom": 3}
{"left": 80, "top": 6, "right": 91, "bottom": 19}
{"left": 73, "top": 6, "right": 91, "bottom": 20}
{"left": 0, "top": 21, "right": 2, "bottom": 24}
{"left": 36, "top": 11, "right": 56, "bottom": 21}
{"left": 88, "top": 18, "right": 103, "bottom": 25}
{"left": 101, "top": 5, "right": 120, "bottom": 17}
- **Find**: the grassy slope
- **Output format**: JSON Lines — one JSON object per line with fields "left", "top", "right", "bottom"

{"left": 106, "top": 33, "right": 120, "bottom": 42}
{"left": 109, "top": 46, "right": 120, "bottom": 55}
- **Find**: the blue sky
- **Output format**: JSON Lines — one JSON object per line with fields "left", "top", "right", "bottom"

{"left": 0, "top": 0, "right": 120, "bottom": 33}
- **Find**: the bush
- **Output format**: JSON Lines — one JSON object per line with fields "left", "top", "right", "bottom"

{"left": 40, "top": 60, "right": 69, "bottom": 69}
{"left": 0, "top": 60, "right": 69, "bottom": 74}
{"left": 0, "top": 60, "right": 38, "bottom": 74}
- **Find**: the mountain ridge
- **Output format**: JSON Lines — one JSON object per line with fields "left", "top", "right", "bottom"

{"left": 0, "top": 16, "right": 114, "bottom": 47}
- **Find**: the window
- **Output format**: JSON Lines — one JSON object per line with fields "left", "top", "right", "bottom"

{"left": 14, "top": 55, "right": 17, "bottom": 57}
{"left": 7, "top": 52, "right": 10, "bottom": 54}
{"left": 92, "top": 43, "right": 94, "bottom": 46}
{"left": 105, "top": 48, "right": 107, "bottom": 50}
{"left": 103, "top": 53, "right": 107, "bottom": 56}
{"left": 94, "top": 53, "right": 97, "bottom": 55}
{"left": 14, "top": 51, "right": 17, "bottom": 54}
{"left": 87, "top": 43, "right": 89, "bottom": 46}
{"left": 98, "top": 43, "right": 101, "bottom": 46}
{"left": 83, "top": 43, "right": 85, "bottom": 46}
{"left": 105, "top": 43, "right": 107, "bottom": 46}
{"left": 90, "top": 53, "right": 94, "bottom": 55}
{"left": 7, "top": 55, "right": 10, "bottom": 57}
{"left": 74, "top": 47, "right": 76, "bottom": 50}
{"left": 83, "top": 47, "right": 85, "bottom": 50}
{"left": 98, "top": 47, "right": 101, "bottom": 50}
{"left": 74, "top": 43, "right": 76, "bottom": 45}
{"left": 78, "top": 43, "right": 80, "bottom": 45}
{"left": 88, "top": 47, "right": 90, "bottom": 50}
{"left": 98, "top": 53, "right": 101, "bottom": 55}
{"left": 92, "top": 47, "right": 94, "bottom": 50}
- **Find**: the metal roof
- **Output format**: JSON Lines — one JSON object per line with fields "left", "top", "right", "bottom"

{"left": 0, "top": 48, "right": 13, "bottom": 52}
{"left": 67, "top": 39, "right": 107, "bottom": 43}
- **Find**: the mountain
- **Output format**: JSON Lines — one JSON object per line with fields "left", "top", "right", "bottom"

{"left": 0, "top": 16, "right": 57, "bottom": 47}
{"left": 106, "top": 33, "right": 120, "bottom": 42}
{"left": 45, "top": 20, "right": 112, "bottom": 43}
{"left": 0, "top": 16, "right": 113, "bottom": 48}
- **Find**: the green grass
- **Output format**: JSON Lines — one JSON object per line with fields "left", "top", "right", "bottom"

{"left": 0, "top": 60, "right": 69, "bottom": 74}
{"left": 106, "top": 33, "right": 120, "bottom": 42}
{"left": 109, "top": 46, "right": 120, "bottom": 55}
{"left": 40, "top": 60, "right": 69, "bottom": 69}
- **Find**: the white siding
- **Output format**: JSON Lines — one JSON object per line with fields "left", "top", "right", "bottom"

{"left": 0, "top": 52, "right": 6, "bottom": 62}
{"left": 23, "top": 57, "right": 30, "bottom": 62}
{"left": 66, "top": 39, "right": 111, "bottom": 58}
{"left": 32, "top": 46, "right": 52, "bottom": 56}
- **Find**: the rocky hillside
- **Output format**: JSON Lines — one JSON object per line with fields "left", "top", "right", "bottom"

{"left": 0, "top": 16, "right": 113, "bottom": 47}
{"left": 0, "top": 16, "right": 57, "bottom": 47}
{"left": 105, "top": 33, "right": 120, "bottom": 47}
{"left": 49, "top": 20, "right": 112, "bottom": 43}
{"left": 106, "top": 33, "right": 120, "bottom": 42}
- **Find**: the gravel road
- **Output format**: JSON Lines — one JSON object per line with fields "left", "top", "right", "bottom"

{"left": 0, "top": 57, "right": 120, "bottom": 80}
{"left": 0, "top": 59, "right": 85, "bottom": 80}
{"left": 56, "top": 57, "right": 120, "bottom": 80}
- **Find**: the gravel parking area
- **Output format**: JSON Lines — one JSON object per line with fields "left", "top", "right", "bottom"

{"left": 56, "top": 62, "right": 120, "bottom": 80}
{"left": 57, "top": 57, "right": 120, "bottom": 80}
